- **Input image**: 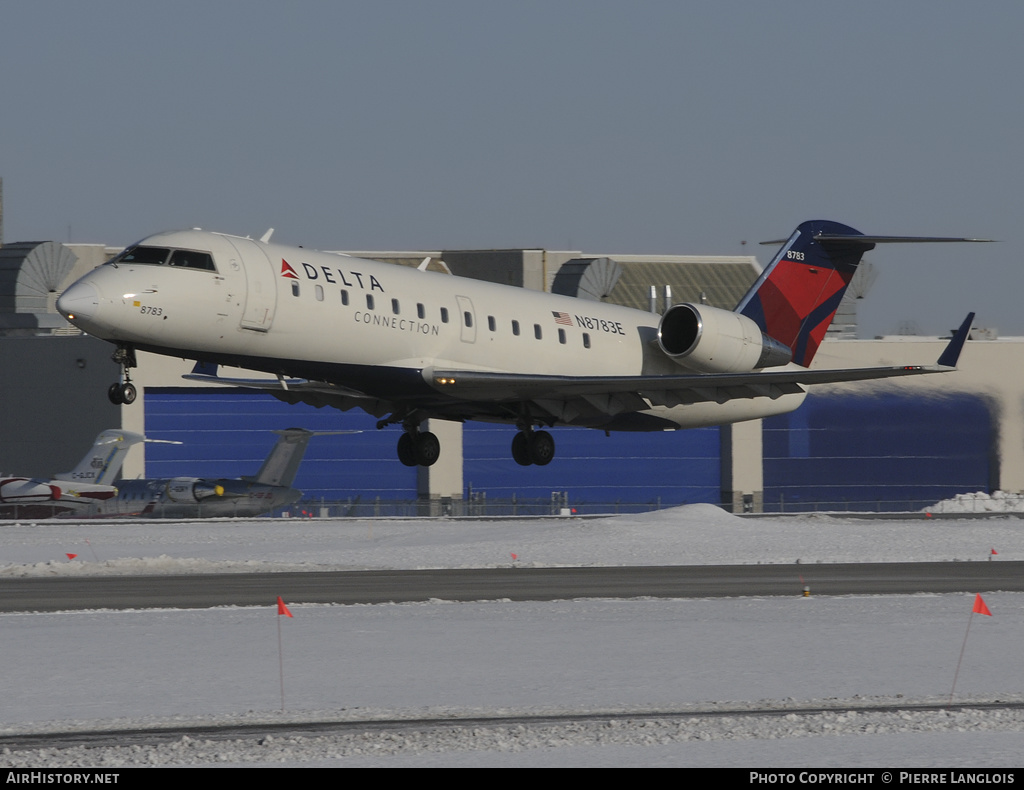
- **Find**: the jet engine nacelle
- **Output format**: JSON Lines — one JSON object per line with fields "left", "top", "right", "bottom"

{"left": 165, "top": 478, "right": 224, "bottom": 503}
{"left": 657, "top": 303, "right": 792, "bottom": 374}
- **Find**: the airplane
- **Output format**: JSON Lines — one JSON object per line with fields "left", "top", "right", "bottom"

{"left": 0, "top": 429, "right": 141, "bottom": 518}
{"left": 55, "top": 219, "right": 984, "bottom": 468}
{"left": 91, "top": 428, "right": 335, "bottom": 518}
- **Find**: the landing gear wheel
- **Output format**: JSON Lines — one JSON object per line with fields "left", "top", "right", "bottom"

{"left": 414, "top": 431, "right": 440, "bottom": 467}
{"left": 397, "top": 431, "right": 441, "bottom": 467}
{"left": 107, "top": 382, "right": 137, "bottom": 405}
{"left": 528, "top": 430, "right": 555, "bottom": 466}
{"left": 397, "top": 433, "right": 418, "bottom": 467}
{"left": 108, "top": 345, "right": 139, "bottom": 406}
{"left": 511, "top": 432, "right": 532, "bottom": 466}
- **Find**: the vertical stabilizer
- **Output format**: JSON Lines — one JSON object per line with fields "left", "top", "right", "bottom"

{"left": 53, "top": 429, "right": 147, "bottom": 486}
{"left": 737, "top": 220, "right": 991, "bottom": 367}
{"left": 736, "top": 220, "right": 871, "bottom": 367}
{"left": 250, "top": 429, "right": 316, "bottom": 487}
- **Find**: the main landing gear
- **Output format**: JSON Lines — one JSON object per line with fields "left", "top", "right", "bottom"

{"left": 378, "top": 413, "right": 556, "bottom": 468}
{"left": 396, "top": 430, "right": 441, "bottom": 467}
{"left": 511, "top": 429, "right": 555, "bottom": 466}
{"left": 379, "top": 414, "right": 441, "bottom": 468}
{"left": 107, "top": 345, "right": 138, "bottom": 405}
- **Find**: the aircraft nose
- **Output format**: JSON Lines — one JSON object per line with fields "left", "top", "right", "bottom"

{"left": 56, "top": 281, "right": 99, "bottom": 323}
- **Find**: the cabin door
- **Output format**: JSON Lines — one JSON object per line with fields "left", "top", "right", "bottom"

{"left": 225, "top": 237, "right": 278, "bottom": 332}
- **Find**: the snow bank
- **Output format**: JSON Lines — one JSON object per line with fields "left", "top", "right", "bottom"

{"left": 926, "top": 491, "right": 1024, "bottom": 514}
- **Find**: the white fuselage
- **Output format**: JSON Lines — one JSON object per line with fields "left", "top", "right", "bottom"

{"left": 58, "top": 230, "right": 804, "bottom": 430}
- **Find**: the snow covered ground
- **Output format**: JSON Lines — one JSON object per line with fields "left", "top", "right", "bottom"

{"left": 1, "top": 504, "right": 1023, "bottom": 767}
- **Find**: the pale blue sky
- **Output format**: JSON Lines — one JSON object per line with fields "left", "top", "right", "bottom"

{"left": 2, "top": 1, "right": 1020, "bottom": 337}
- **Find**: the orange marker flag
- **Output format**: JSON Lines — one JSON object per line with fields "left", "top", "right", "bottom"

{"left": 277, "top": 596, "right": 293, "bottom": 618}
{"left": 951, "top": 593, "right": 994, "bottom": 702}
{"left": 991, "top": 548, "right": 998, "bottom": 556}
{"left": 65, "top": 553, "right": 77, "bottom": 560}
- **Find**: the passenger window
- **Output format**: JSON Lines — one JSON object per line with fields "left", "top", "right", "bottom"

{"left": 291, "top": 282, "right": 300, "bottom": 297}
{"left": 441, "top": 307, "right": 449, "bottom": 323}
{"left": 417, "top": 303, "right": 425, "bottom": 319}
{"left": 464, "top": 311, "right": 473, "bottom": 328}
{"left": 315, "top": 285, "right": 324, "bottom": 301}
{"left": 341, "top": 290, "right": 349, "bottom": 306}
{"left": 558, "top": 328, "right": 566, "bottom": 344}
{"left": 511, "top": 320, "right": 520, "bottom": 336}
{"left": 534, "top": 324, "right": 542, "bottom": 340}
{"left": 583, "top": 332, "right": 591, "bottom": 349}
{"left": 366, "top": 294, "right": 375, "bottom": 310}
{"left": 488, "top": 316, "right": 496, "bottom": 331}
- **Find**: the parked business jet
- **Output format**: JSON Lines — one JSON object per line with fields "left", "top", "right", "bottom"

{"left": 95, "top": 428, "right": 331, "bottom": 518}
{"left": 0, "top": 429, "right": 140, "bottom": 518}
{"left": 56, "top": 220, "right": 981, "bottom": 467}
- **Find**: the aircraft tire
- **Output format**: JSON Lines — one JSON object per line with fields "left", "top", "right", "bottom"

{"left": 414, "top": 431, "right": 441, "bottom": 467}
{"left": 528, "top": 430, "right": 555, "bottom": 466}
{"left": 511, "top": 432, "right": 532, "bottom": 466}
{"left": 397, "top": 433, "right": 418, "bottom": 467}
{"left": 107, "top": 383, "right": 124, "bottom": 405}
{"left": 120, "top": 383, "right": 137, "bottom": 405}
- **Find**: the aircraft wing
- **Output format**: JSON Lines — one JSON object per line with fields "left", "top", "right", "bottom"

{"left": 427, "top": 313, "right": 973, "bottom": 418}
{"left": 183, "top": 362, "right": 393, "bottom": 417}
{"left": 183, "top": 362, "right": 369, "bottom": 398}
{"left": 184, "top": 315, "right": 971, "bottom": 425}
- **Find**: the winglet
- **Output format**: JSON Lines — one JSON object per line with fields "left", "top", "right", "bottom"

{"left": 937, "top": 312, "right": 974, "bottom": 368}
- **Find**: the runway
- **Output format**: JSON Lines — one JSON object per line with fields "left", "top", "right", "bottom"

{"left": 2, "top": 560, "right": 1022, "bottom": 612}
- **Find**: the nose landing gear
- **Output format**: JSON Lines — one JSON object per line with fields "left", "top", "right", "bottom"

{"left": 107, "top": 345, "right": 138, "bottom": 405}
{"left": 108, "top": 381, "right": 137, "bottom": 405}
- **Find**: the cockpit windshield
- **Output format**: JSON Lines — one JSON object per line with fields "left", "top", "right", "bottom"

{"left": 113, "top": 246, "right": 170, "bottom": 265}
{"left": 111, "top": 245, "right": 216, "bottom": 272}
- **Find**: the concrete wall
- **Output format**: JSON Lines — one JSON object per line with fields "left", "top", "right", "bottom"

{"left": 0, "top": 335, "right": 124, "bottom": 477}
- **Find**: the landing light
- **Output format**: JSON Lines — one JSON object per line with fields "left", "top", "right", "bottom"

{"left": 122, "top": 293, "right": 136, "bottom": 299}
{"left": 436, "top": 377, "right": 457, "bottom": 385}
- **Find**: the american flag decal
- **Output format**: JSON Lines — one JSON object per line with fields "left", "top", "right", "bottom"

{"left": 552, "top": 311, "right": 572, "bottom": 326}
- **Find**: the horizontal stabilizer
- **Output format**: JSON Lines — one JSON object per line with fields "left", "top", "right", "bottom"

{"left": 761, "top": 233, "right": 995, "bottom": 245}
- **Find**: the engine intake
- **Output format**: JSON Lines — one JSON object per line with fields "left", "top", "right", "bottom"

{"left": 657, "top": 303, "right": 792, "bottom": 373}
{"left": 165, "top": 478, "right": 224, "bottom": 503}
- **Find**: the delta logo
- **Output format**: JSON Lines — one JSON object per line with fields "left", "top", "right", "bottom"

{"left": 280, "top": 258, "right": 386, "bottom": 292}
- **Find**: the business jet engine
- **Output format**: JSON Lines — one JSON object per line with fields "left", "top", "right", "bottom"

{"left": 657, "top": 303, "right": 792, "bottom": 374}
{"left": 165, "top": 478, "right": 225, "bottom": 503}
{"left": 0, "top": 478, "right": 61, "bottom": 504}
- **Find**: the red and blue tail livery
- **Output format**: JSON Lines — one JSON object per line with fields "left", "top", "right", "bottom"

{"left": 736, "top": 220, "right": 870, "bottom": 367}
{"left": 737, "top": 221, "right": 990, "bottom": 367}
